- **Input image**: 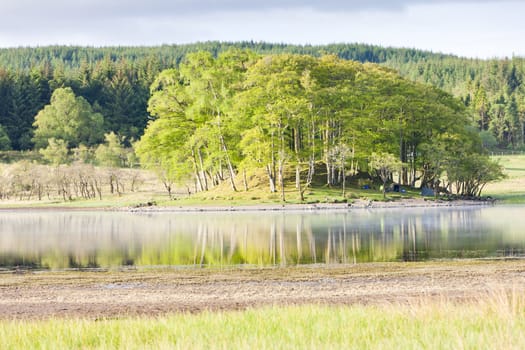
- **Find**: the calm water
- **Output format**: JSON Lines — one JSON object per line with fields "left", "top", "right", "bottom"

{"left": 1, "top": 206, "right": 525, "bottom": 270}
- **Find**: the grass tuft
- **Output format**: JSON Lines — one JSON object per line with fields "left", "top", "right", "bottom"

{"left": 2, "top": 292, "right": 525, "bottom": 349}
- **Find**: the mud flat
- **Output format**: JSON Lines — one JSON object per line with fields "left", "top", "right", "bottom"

{"left": 1, "top": 259, "right": 523, "bottom": 319}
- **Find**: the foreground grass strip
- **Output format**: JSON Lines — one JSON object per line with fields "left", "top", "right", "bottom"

{"left": 1, "top": 297, "right": 525, "bottom": 350}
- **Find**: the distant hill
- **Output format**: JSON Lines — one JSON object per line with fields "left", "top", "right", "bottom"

{"left": 0, "top": 42, "right": 458, "bottom": 71}
{"left": 0, "top": 42, "right": 523, "bottom": 150}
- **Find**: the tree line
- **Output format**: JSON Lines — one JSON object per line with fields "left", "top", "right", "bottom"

{"left": 0, "top": 42, "right": 524, "bottom": 153}
{"left": 388, "top": 56, "right": 525, "bottom": 150}
{"left": 135, "top": 50, "right": 503, "bottom": 200}
{"left": 0, "top": 54, "right": 157, "bottom": 150}
{"left": 0, "top": 162, "right": 144, "bottom": 202}
{"left": 0, "top": 130, "right": 142, "bottom": 202}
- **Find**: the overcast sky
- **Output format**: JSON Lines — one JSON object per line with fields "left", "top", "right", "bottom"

{"left": 1, "top": 0, "right": 523, "bottom": 58}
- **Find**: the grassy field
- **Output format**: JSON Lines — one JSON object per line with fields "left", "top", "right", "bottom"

{"left": 485, "top": 154, "right": 525, "bottom": 203}
{"left": 0, "top": 168, "right": 416, "bottom": 209}
{"left": 173, "top": 154, "right": 525, "bottom": 206}
{"left": 1, "top": 298, "right": 524, "bottom": 349}
{"left": 0, "top": 155, "right": 522, "bottom": 209}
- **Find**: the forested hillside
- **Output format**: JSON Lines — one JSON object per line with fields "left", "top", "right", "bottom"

{"left": 0, "top": 41, "right": 523, "bottom": 152}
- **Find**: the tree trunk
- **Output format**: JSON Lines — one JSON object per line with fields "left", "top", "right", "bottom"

{"left": 219, "top": 135, "right": 237, "bottom": 192}
{"left": 191, "top": 149, "right": 204, "bottom": 192}
{"left": 197, "top": 148, "right": 208, "bottom": 191}
{"left": 297, "top": 165, "right": 304, "bottom": 202}
{"left": 109, "top": 175, "right": 114, "bottom": 194}
{"left": 279, "top": 119, "right": 286, "bottom": 202}
{"left": 324, "top": 120, "right": 333, "bottom": 187}
{"left": 295, "top": 166, "right": 301, "bottom": 189}
{"left": 243, "top": 168, "right": 248, "bottom": 191}
{"left": 325, "top": 159, "right": 332, "bottom": 187}
{"left": 342, "top": 164, "right": 346, "bottom": 198}
{"left": 279, "top": 160, "right": 285, "bottom": 202}
{"left": 266, "top": 164, "right": 276, "bottom": 193}
{"left": 163, "top": 182, "right": 172, "bottom": 199}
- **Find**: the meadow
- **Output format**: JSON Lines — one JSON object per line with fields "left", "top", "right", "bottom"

{"left": 1, "top": 154, "right": 522, "bottom": 209}
{"left": 2, "top": 298, "right": 524, "bottom": 349}
{"left": 485, "top": 154, "right": 525, "bottom": 203}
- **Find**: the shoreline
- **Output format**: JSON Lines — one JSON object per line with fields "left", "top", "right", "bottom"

{"left": 126, "top": 197, "right": 496, "bottom": 212}
{"left": 0, "top": 197, "right": 498, "bottom": 212}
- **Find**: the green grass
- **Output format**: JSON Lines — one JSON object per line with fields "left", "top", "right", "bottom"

{"left": 493, "top": 154, "right": 525, "bottom": 178}
{"left": 163, "top": 174, "right": 418, "bottom": 207}
{"left": 167, "top": 155, "right": 524, "bottom": 206}
{"left": 485, "top": 154, "right": 525, "bottom": 203}
{"left": 0, "top": 155, "right": 522, "bottom": 209}
{"left": 2, "top": 298, "right": 525, "bottom": 349}
{"left": 0, "top": 172, "right": 392, "bottom": 209}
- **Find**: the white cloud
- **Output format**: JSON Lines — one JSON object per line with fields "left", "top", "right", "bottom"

{"left": 0, "top": 0, "right": 523, "bottom": 58}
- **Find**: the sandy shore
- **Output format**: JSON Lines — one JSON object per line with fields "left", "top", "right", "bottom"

{"left": 0, "top": 259, "right": 523, "bottom": 319}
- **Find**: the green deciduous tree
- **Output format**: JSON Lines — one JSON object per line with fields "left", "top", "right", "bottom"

{"left": 136, "top": 49, "right": 257, "bottom": 195}
{"left": 95, "top": 132, "right": 126, "bottom": 168}
{"left": 447, "top": 154, "right": 505, "bottom": 197}
{"left": 134, "top": 115, "right": 192, "bottom": 198}
{"left": 368, "top": 152, "right": 403, "bottom": 198}
{"left": 136, "top": 51, "right": 502, "bottom": 199}
{"left": 479, "top": 130, "right": 498, "bottom": 150}
{"left": 33, "top": 87, "right": 104, "bottom": 149}
{"left": 39, "top": 138, "right": 69, "bottom": 165}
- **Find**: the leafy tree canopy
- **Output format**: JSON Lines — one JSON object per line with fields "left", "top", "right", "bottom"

{"left": 32, "top": 87, "right": 104, "bottom": 148}
{"left": 39, "top": 138, "right": 69, "bottom": 165}
{"left": 137, "top": 51, "right": 497, "bottom": 198}
{"left": 1, "top": 42, "right": 525, "bottom": 151}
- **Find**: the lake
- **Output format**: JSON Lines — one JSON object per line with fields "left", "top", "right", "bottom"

{"left": 1, "top": 205, "right": 524, "bottom": 270}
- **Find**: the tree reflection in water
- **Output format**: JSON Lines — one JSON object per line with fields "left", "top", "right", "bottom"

{"left": 0, "top": 206, "right": 524, "bottom": 269}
